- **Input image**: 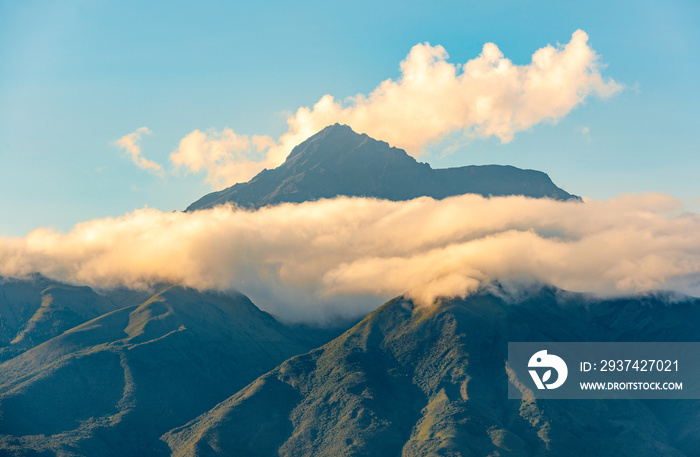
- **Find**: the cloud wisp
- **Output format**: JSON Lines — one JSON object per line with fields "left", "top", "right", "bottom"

{"left": 169, "top": 30, "right": 621, "bottom": 189}
{"left": 1, "top": 194, "right": 698, "bottom": 322}
{"left": 114, "top": 127, "right": 165, "bottom": 177}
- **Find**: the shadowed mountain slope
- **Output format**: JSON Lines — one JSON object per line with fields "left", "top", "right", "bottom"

{"left": 163, "top": 287, "right": 700, "bottom": 457}
{"left": 187, "top": 124, "right": 579, "bottom": 211}
{"left": 0, "top": 286, "right": 343, "bottom": 456}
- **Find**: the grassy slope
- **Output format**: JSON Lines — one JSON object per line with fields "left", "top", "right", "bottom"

{"left": 0, "top": 286, "right": 337, "bottom": 456}
{"left": 164, "top": 288, "right": 700, "bottom": 457}
{"left": 0, "top": 276, "right": 154, "bottom": 363}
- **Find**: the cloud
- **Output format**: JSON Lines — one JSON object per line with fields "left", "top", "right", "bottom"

{"left": 580, "top": 126, "right": 592, "bottom": 142}
{"left": 169, "top": 128, "right": 276, "bottom": 189}
{"left": 1, "top": 194, "right": 699, "bottom": 322}
{"left": 171, "top": 30, "right": 622, "bottom": 190}
{"left": 114, "top": 127, "right": 165, "bottom": 176}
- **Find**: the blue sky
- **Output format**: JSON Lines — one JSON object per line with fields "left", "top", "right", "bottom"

{"left": 1, "top": 0, "right": 699, "bottom": 236}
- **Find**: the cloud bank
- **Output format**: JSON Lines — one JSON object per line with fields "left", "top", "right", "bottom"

{"left": 169, "top": 30, "right": 621, "bottom": 189}
{"left": 1, "top": 194, "right": 698, "bottom": 321}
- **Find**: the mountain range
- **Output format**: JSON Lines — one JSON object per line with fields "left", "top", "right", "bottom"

{"left": 1, "top": 125, "right": 698, "bottom": 457}
{"left": 163, "top": 288, "right": 700, "bottom": 456}
{"left": 0, "top": 281, "right": 345, "bottom": 456}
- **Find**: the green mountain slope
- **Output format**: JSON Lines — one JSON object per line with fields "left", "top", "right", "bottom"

{"left": 0, "top": 286, "right": 342, "bottom": 456}
{"left": 0, "top": 276, "right": 152, "bottom": 363}
{"left": 187, "top": 124, "right": 580, "bottom": 211}
{"left": 163, "top": 287, "right": 700, "bottom": 457}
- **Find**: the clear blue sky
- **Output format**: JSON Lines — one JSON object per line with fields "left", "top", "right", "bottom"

{"left": 1, "top": 0, "right": 698, "bottom": 236}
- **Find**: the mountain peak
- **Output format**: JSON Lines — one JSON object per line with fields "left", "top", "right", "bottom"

{"left": 289, "top": 123, "right": 354, "bottom": 154}
{"left": 285, "top": 124, "right": 391, "bottom": 159}
{"left": 318, "top": 122, "right": 354, "bottom": 136}
{"left": 316, "top": 122, "right": 361, "bottom": 138}
{"left": 282, "top": 123, "right": 412, "bottom": 168}
{"left": 186, "top": 125, "right": 580, "bottom": 211}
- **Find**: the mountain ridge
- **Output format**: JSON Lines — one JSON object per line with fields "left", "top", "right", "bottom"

{"left": 187, "top": 124, "right": 580, "bottom": 211}
{"left": 0, "top": 275, "right": 155, "bottom": 363}
{"left": 0, "top": 284, "right": 346, "bottom": 456}
{"left": 162, "top": 286, "right": 700, "bottom": 456}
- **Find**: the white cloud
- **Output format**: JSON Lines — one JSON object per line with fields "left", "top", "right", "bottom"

{"left": 170, "top": 30, "right": 622, "bottom": 190}
{"left": 114, "top": 127, "right": 165, "bottom": 176}
{"left": 169, "top": 128, "right": 276, "bottom": 189}
{"left": 1, "top": 194, "right": 698, "bottom": 322}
